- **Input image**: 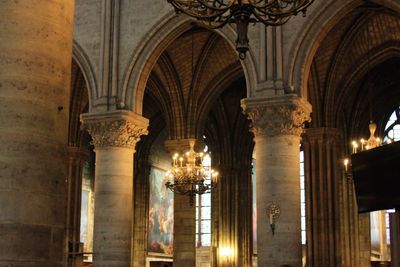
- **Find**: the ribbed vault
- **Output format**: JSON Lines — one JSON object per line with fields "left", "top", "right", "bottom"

{"left": 145, "top": 28, "right": 241, "bottom": 140}
{"left": 307, "top": 5, "right": 400, "bottom": 140}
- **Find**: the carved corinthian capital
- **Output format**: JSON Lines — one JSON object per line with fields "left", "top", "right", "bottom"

{"left": 80, "top": 110, "right": 149, "bottom": 149}
{"left": 241, "top": 95, "right": 312, "bottom": 137}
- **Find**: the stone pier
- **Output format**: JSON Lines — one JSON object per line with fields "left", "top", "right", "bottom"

{"left": 81, "top": 110, "right": 148, "bottom": 267}
{"left": 242, "top": 95, "right": 311, "bottom": 267}
{"left": 0, "top": 0, "right": 74, "bottom": 266}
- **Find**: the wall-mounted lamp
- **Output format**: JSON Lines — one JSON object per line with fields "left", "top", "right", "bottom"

{"left": 267, "top": 203, "right": 281, "bottom": 235}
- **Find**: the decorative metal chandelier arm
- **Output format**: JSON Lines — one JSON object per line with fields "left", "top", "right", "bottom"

{"left": 168, "top": 0, "right": 233, "bottom": 14}
{"left": 249, "top": 0, "right": 314, "bottom": 17}
{"left": 197, "top": 13, "right": 233, "bottom": 29}
{"left": 196, "top": 0, "right": 235, "bottom": 10}
{"left": 251, "top": 10, "right": 291, "bottom": 26}
{"left": 169, "top": 2, "right": 229, "bottom": 23}
{"left": 166, "top": 0, "right": 315, "bottom": 59}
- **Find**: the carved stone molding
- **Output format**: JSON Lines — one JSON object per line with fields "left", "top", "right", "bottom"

{"left": 303, "top": 127, "right": 342, "bottom": 144}
{"left": 241, "top": 95, "right": 312, "bottom": 137}
{"left": 81, "top": 110, "right": 149, "bottom": 150}
{"left": 164, "top": 138, "right": 205, "bottom": 154}
{"left": 67, "top": 146, "right": 89, "bottom": 161}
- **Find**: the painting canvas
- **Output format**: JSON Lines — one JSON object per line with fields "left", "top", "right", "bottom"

{"left": 148, "top": 167, "right": 174, "bottom": 255}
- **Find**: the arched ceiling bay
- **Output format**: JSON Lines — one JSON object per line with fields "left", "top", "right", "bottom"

{"left": 307, "top": 4, "right": 400, "bottom": 136}
{"left": 144, "top": 28, "right": 243, "bottom": 140}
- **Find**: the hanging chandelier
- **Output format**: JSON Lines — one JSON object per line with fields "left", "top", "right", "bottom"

{"left": 344, "top": 121, "right": 384, "bottom": 173}
{"left": 167, "top": 0, "right": 314, "bottom": 59}
{"left": 165, "top": 141, "right": 218, "bottom": 206}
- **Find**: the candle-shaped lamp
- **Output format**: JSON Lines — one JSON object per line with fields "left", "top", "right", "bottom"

{"left": 344, "top": 158, "right": 349, "bottom": 172}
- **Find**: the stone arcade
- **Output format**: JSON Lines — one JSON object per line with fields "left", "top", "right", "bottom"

{"left": 1, "top": 1, "right": 400, "bottom": 267}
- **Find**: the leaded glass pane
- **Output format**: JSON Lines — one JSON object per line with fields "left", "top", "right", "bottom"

{"left": 201, "top": 220, "right": 211, "bottom": 234}
{"left": 201, "top": 193, "right": 211, "bottom": 207}
{"left": 201, "top": 234, "right": 211, "bottom": 247}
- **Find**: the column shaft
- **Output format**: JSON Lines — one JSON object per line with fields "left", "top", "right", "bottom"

{"left": 303, "top": 128, "right": 342, "bottom": 267}
{"left": 81, "top": 110, "right": 149, "bottom": 267}
{"left": 217, "top": 165, "right": 253, "bottom": 267}
{"left": 256, "top": 135, "right": 302, "bottom": 267}
{"left": 93, "top": 147, "right": 134, "bottom": 266}
{"left": 390, "top": 211, "right": 400, "bottom": 267}
{"left": 241, "top": 95, "right": 311, "bottom": 267}
{"left": 217, "top": 166, "right": 239, "bottom": 267}
{"left": 174, "top": 194, "right": 196, "bottom": 267}
{"left": 0, "top": 0, "right": 74, "bottom": 266}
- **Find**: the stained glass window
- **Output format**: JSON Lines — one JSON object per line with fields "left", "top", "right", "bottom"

{"left": 196, "top": 150, "right": 212, "bottom": 247}
{"left": 382, "top": 107, "right": 400, "bottom": 246}
{"left": 384, "top": 106, "right": 400, "bottom": 142}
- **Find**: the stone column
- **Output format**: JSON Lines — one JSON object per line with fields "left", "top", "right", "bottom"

{"left": 241, "top": 95, "right": 311, "bottom": 267}
{"left": 66, "top": 146, "right": 88, "bottom": 266}
{"left": 302, "top": 128, "right": 342, "bottom": 267}
{"left": 81, "top": 110, "right": 148, "bottom": 267}
{"left": 216, "top": 165, "right": 239, "bottom": 267}
{"left": 164, "top": 139, "right": 197, "bottom": 267}
{"left": 390, "top": 211, "right": 400, "bottom": 267}
{"left": 217, "top": 164, "right": 253, "bottom": 267}
{"left": 0, "top": 1, "right": 74, "bottom": 266}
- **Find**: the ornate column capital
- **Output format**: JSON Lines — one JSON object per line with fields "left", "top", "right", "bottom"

{"left": 241, "top": 94, "right": 312, "bottom": 137}
{"left": 80, "top": 110, "right": 149, "bottom": 150}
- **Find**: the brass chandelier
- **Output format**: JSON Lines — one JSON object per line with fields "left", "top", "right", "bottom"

{"left": 167, "top": 0, "right": 314, "bottom": 59}
{"left": 165, "top": 141, "right": 218, "bottom": 205}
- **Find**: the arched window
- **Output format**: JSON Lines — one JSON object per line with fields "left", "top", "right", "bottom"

{"left": 382, "top": 107, "right": 399, "bottom": 245}
{"left": 196, "top": 146, "right": 212, "bottom": 247}
{"left": 384, "top": 106, "right": 400, "bottom": 142}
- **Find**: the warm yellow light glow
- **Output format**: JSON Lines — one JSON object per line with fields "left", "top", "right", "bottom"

{"left": 344, "top": 158, "right": 349, "bottom": 172}
{"left": 165, "top": 141, "right": 218, "bottom": 204}
{"left": 219, "top": 247, "right": 234, "bottom": 257}
{"left": 352, "top": 141, "right": 358, "bottom": 153}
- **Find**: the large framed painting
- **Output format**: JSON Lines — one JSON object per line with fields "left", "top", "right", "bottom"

{"left": 148, "top": 167, "right": 174, "bottom": 255}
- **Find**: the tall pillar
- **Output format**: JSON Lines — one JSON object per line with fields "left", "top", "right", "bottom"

{"left": 215, "top": 164, "right": 253, "bottom": 267}
{"left": 390, "top": 211, "right": 400, "bottom": 267}
{"left": 302, "top": 128, "right": 343, "bottom": 267}
{"left": 241, "top": 95, "right": 311, "bottom": 267}
{"left": 81, "top": 110, "right": 148, "bottom": 267}
{"left": 164, "top": 139, "right": 197, "bottom": 267}
{"left": 0, "top": 1, "right": 74, "bottom": 266}
{"left": 66, "top": 146, "right": 88, "bottom": 266}
{"left": 216, "top": 165, "right": 239, "bottom": 267}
